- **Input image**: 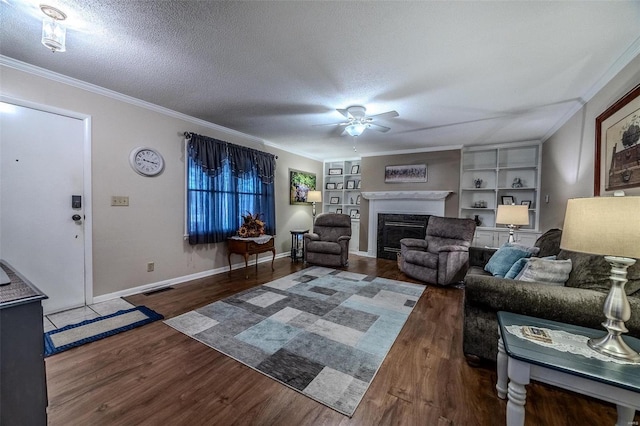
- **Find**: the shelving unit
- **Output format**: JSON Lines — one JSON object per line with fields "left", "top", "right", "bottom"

{"left": 322, "top": 159, "right": 362, "bottom": 219}
{"left": 322, "top": 159, "right": 361, "bottom": 252}
{"left": 459, "top": 142, "right": 541, "bottom": 247}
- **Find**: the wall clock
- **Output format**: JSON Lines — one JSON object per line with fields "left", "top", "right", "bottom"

{"left": 129, "top": 147, "right": 164, "bottom": 177}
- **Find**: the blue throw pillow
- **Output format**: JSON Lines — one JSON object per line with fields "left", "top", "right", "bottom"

{"left": 484, "top": 245, "right": 533, "bottom": 278}
{"left": 505, "top": 257, "right": 529, "bottom": 279}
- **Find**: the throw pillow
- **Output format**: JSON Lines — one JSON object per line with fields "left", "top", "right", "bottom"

{"left": 505, "top": 257, "right": 529, "bottom": 279}
{"left": 484, "top": 245, "right": 533, "bottom": 278}
{"left": 516, "top": 257, "right": 572, "bottom": 285}
{"left": 505, "top": 242, "right": 541, "bottom": 256}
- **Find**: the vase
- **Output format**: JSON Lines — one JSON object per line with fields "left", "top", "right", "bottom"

{"left": 474, "top": 178, "right": 482, "bottom": 188}
{"left": 474, "top": 215, "right": 482, "bottom": 227}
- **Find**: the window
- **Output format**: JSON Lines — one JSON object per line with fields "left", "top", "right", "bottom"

{"left": 186, "top": 134, "right": 276, "bottom": 244}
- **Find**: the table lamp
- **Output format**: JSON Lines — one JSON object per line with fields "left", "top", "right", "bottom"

{"left": 495, "top": 204, "right": 529, "bottom": 243}
{"left": 307, "top": 191, "right": 322, "bottom": 219}
{"left": 560, "top": 196, "right": 640, "bottom": 362}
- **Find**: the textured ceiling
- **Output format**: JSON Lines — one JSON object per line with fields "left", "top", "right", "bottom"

{"left": 1, "top": 1, "right": 640, "bottom": 160}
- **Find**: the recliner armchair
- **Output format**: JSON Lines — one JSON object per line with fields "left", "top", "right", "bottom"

{"left": 400, "top": 216, "right": 476, "bottom": 286}
{"left": 304, "top": 213, "right": 351, "bottom": 267}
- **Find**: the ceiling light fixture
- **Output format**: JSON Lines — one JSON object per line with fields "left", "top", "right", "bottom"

{"left": 345, "top": 122, "right": 367, "bottom": 137}
{"left": 40, "top": 4, "right": 67, "bottom": 53}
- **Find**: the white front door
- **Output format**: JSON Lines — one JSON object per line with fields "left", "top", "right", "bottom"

{"left": 0, "top": 102, "right": 86, "bottom": 314}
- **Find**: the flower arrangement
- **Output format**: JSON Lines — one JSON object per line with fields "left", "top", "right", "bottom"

{"left": 237, "top": 212, "right": 265, "bottom": 237}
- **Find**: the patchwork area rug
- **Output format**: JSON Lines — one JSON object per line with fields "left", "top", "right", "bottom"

{"left": 165, "top": 267, "right": 425, "bottom": 416}
{"left": 44, "top": 306, "right": 163, "bottom": 357}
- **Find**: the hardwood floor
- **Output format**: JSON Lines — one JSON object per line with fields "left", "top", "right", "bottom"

{"left": 45, "top": 255, "right": 635, "bottom": 425}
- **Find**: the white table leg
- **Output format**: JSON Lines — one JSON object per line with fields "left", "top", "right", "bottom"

{"left": 615, "top": 405, "right": 636, "bottom": 426}
{"left": 506, "top": 358, "right": 530, "bottom": 426}
{"left": 497, "top": 332, "right": 508, "bottom": 399}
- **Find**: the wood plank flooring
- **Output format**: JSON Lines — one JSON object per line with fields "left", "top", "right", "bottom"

{"left": 45, "top": 255, "right": 636, "bottom": 425}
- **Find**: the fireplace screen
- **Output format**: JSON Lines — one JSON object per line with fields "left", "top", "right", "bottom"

{"left": 377, "top": 214, "right": 430, "bottom": 260}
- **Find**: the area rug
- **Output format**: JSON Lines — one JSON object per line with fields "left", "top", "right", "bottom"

{"left": 44, "top": 306, "right": 163, "bottom": 357}
{"left": 164, "top": 267, "right": 425, "bottom": 416}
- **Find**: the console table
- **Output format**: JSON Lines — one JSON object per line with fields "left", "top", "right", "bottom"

{"left": 227, "top": 236, "right": 275, "bottom": 278}
{"left": 0, "top": 261, "right": 48, "bottom": 426}
{"left": 497, "top": 311, "right": 640, "bottom": 426}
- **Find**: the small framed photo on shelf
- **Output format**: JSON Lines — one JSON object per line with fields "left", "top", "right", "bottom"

{"left": 356, "top": 195, "right": 361, "bottom": 205}
{"left": 521, "top": 200, "right": 532, "bottom": 208}
{"left": 346, "top": 180, "right": 355, "bottom": 189}
{"left": 328, "top": 168, "right": 343, "bottom": 175}
{"left": 330, "top": 196, "right": 340, "bottom": 204}
{"left": 336, "top": 208, "right": 342, "bottom": 214}
{"left": 350, "top": 164, "right": 360, "bottom": 174}
{"left": 501, "top": 196, "right": 515, "bottom": 205}
{"left": 336, "top": 182, "right": 344, "bottom": 190}
{"left": 350, "top": 209, "right": 359, "bottom": 218}
{"left": 356, "top": 180, "right": 361, "bottom": 189}
{"left": 326, "top": 182, "right": 336, "bottom": 190}
{"left": 355, "top": 213, "right": 361, "bottom": 219}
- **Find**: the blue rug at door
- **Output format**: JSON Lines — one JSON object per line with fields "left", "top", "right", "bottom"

{"left": 44, "top": 305, "right": 163, "bottom": 357}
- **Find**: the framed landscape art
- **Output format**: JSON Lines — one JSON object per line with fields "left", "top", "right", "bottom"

{"left": 385, "top": 164, "right": 427, "bottom": 183}
{"left": 594, "top": 84, "right": 640, "bottom": 196}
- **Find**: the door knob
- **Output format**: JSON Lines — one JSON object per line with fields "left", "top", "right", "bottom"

{"left": 72, "top": 214, "right": 82, "bottom": 221}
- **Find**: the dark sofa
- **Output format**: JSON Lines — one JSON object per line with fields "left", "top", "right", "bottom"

{"left": 462, "top": 229, "right": 640, "bottom": 363}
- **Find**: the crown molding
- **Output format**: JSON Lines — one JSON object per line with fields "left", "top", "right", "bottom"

{"left": 360, "top": 144, "right": 463, "bottom": 158}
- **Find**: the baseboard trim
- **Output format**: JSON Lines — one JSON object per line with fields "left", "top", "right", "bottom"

{"left": 92, "top": 252, "right": 290, "bottom": 304}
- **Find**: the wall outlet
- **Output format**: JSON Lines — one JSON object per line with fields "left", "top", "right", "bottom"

{"left": 111, "top": 196, "right": 129, "bottom": 206}
{"left": 147, "top": 262, "right": 154, "bottom": 272}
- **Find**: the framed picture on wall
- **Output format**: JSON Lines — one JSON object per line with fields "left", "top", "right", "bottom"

{"left": 289, "top": 169, "right": 317, "bottom": 205}
{"left": 384, "top": 164, "right": 427, "bottom": 183}
{"left": 594, "top": 84, "right": 640, "bottom": 196}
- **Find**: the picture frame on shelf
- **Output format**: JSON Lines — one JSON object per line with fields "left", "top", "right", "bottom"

{"left": 350, "top": 209, "right": 359, "bottom": 218}
{"left": 336, "top": 182, "right": 344, "bottom": 190}
{"left": 355, "top": 213, "right": 361, "bottom": 219}
{"left": 328, "top": 168, "right": 343, "bottom": 175}
{"left": 346, "top": 180, "right": 355, "bottom": 189}
{"left": 336, "top": 208, "right": 342, "bottom": 214}
{"left": 329, "top": 196, "right": 340, "bottom": 204}
{"left": 351, "top": 165, "right": 360, "bottom": 174}
{"left": 521, "top": 200, "right": 532, "bottom": 208}
{"left": 326, "top": 182, "right": 336, "bottom": 190}
{"left": 289, "top": 169, "right": 317, "bottom": 205}
{"left": 356, "top": 180, "right": 361, "bottom": 189}
{"left": 501, "top": 196, "right": 515, "bottom": 205}
{"left": 594, "top": 84, "right": 640, "bottom": 196}
{"left": 356, "top": 195, "right": 361, "bottom": 205}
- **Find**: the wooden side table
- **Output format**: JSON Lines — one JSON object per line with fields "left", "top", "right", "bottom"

{"left": 227, "top": 236, "right": 276, "bottom": 278}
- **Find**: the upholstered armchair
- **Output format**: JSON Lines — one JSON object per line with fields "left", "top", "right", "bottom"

{"left": 400, "top": 216, "right": 476, "bottom": 286}
{"left": 304, "top": 213, "right": 352, "bottom": 267}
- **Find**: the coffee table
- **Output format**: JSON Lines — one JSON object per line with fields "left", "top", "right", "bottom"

{"left": 496, "top": 311, "right": 640, "bottom": 426}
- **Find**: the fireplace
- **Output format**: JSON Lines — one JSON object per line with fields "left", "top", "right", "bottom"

{"left": 377, "top": 214, "right": 430, "bottom": 259}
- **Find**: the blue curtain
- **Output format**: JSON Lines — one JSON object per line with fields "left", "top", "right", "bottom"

{"left": 186, "top": 133, "right": 276, "bottom": 245}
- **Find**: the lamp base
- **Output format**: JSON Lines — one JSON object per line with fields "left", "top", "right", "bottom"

{"left": 588, "top": 334, "right": 640, "bottom": 363}
{"left": 588, "top": 256, "right": 640, "bottom": 363}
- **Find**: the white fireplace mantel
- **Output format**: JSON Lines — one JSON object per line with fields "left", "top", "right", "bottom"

{"left": 362, "top": 191, "right": 452, "bottom": 200}
{"left": 363, "top": 190, "right": 453, "bottom": 257}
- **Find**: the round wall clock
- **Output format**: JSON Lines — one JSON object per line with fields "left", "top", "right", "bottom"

{"left": 129, "top": 147, "right": 165, "bottom": 176}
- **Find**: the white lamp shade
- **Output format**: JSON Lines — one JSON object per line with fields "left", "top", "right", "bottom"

{"left": 307, "top": 190, "right": 322, "bottom": 203}
{"left": 42, "top": 19, "right": 66, "bottom": 52}
{"left": 345, "top": 123, "right": 367, "bottom": 137}
{"left": 496, "top": 204, "right": 529, "bottom": 226}
{"left": 560, "top": 196, "right": 640, "bottom": 259}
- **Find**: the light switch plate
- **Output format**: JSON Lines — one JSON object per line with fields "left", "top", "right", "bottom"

{"left": 111, "top": 196, "right": 129, "bottom": 206}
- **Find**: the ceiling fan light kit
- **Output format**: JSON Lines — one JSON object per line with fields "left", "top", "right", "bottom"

{"left": 345, "top": 123, "right": 367, "bottom": 137}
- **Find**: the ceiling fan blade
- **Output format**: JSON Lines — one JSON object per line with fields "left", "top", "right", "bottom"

{"left": 368, "top": 123, "right": 391, "bottom": 133}
{"left": 368, "top": 110, "right": 399, "bottom": 120}
{"left": 336, "top": 108, "right": 351, "bottom": 119}
{"left": 313, "top": 121, "right": 350, "bottom": 127}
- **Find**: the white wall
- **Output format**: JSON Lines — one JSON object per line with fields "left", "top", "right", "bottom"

{"left": 540, "top": 54, "right": 640, "bottom": 230}
{"left": 0, "top": 64, "right": 322, "bottom": 298}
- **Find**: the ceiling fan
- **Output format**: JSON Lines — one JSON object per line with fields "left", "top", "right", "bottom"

{"left": 315, "top": 105, "right": 399, "bottom": 136}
